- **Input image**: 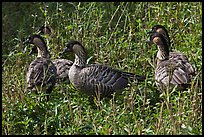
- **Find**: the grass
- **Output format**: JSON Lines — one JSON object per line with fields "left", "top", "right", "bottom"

{"left": 2, "top": 2, "right": 202, "bottom": 135}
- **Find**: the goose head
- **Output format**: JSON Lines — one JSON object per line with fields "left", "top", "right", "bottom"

{"left": 60, "top": 40, "right": 86, "bottom": 67}
{"left": 149, "top": 32, "right": 169, "bottom": 61}
{"left": 61, "top": 40, "right": 85, "bottom": 55}
{"left": 23, "top": 34, "right": 49, "bottom": 58}
{"left": 27, "top": 26, "right": 52, "bottom": 55}
{"left": 147, "top": 25, "right": 170, "bottom": 46}
{"left": 147, "top": 25, "right": 168, "bottom": 34}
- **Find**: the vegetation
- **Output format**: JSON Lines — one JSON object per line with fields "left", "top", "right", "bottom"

{"left": 2, "top": 2, "right": 202, "bottom": 135}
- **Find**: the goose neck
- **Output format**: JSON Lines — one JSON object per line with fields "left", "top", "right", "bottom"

{"left": 157, "top": 45, "right": 169, "bottom": 61}
{"left": 74, "top": 52, "right": 86, "bottom": 67}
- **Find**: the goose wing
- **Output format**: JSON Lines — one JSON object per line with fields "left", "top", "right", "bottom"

{"left": 155, "top": 59, "right": 190, "bottom": 88}
{"left": 79, "top": 64, "right": 144, "bottom": 97}
{"left": 169, "top": 52, "right": 195, "bottom": 75}
{"left": 53, "top": 59, "right": 73, "bottom": 81}
{"left": 27, "top": 58, "right": 56, "bottom": 88}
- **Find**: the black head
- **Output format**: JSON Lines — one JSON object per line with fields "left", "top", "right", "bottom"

{"left": 38, "top": 25, "right": 52, "bottom": 35}
{"left": 147, "top": 25, "right": 168, "bottom": 35}
{"left": 66, "top": 40, "right": 84, "bottom": 50}
{"left": 150, "top": 32, "right": 170, "bottom": 58}
{"left": 23, "top": 34, "right": 46, "bottom": 45}
{"left": 150, "top": 32, "right": 168, "bottom": 45}
{"left": 23, "top": 34, "right": 47, "bottom": 55}
{"left": 150, "top": 32, "right": 169, "bottom": 54}
{"left": 60, "top": 40, "right": 85, "bottom": 55}
{"left": 147, "top": 25, "right": 170, "bottom": 45}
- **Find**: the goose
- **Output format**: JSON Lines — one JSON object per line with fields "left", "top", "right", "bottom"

{"left": 60, "top": 40, "right": 146, "bottom": 98}
{"left": 29, "top": 25, "right": 73, "bottom": 83}
{"left": 24, "top": 34, "right": 57, "bottom": 100}
{"left": 147, "top": 25, "right": 195, "bottom": 75}
{"left": 148, "top": 32, "right": 195, "bottom": 91}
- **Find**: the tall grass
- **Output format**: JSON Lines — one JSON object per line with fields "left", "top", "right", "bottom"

{"left": 2, "top": 2, "right": 202, "bottom": 135}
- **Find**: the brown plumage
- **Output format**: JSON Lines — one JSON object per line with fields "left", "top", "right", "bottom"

{"left": 60, "top": 40, "right": 146, "bottom": 98}
{"left": 29, "top": 25, "right": 73, "bottom": 83}
{"left": 52, "top": 59, "right": 73, "bottom": 82}
{"left": 24, "top": 34, "right": 57, "bottom": 100}
{"left": 148, "top": 25, "right": 195, "bottom": 76}
{"left": 149, "top": 32, "right": 195, "bottom": 91}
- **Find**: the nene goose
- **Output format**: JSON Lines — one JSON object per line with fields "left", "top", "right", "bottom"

{"left": 148, "top": 32, "right": 195, "bottom": 91}
{"left": 24, "top": 34, "right": 57, "bottom": 100}
{"left": 29, "top": 25, "right": 73, "bottom": 83}
{"left": 148, "top": 25, "right": 195, "bottom": 75}
{"left": 60, "top": 40, "right": 146, "bottom": 98}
